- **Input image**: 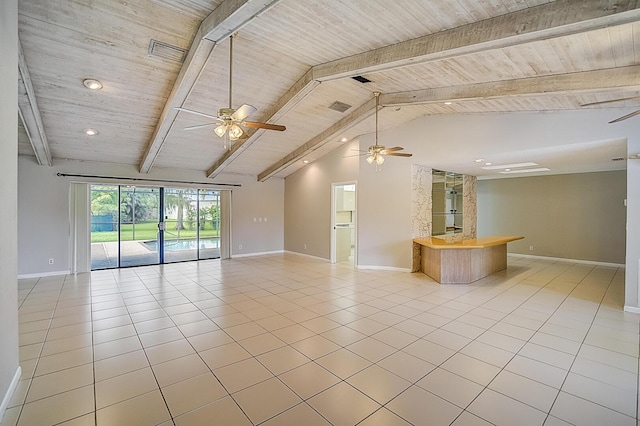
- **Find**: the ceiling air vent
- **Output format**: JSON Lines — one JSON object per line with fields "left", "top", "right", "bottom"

{"left": 328, "top": 101, "right": 352, "bottom": 113}
{"left": 352, "top": 75, "right": 371, "bottom": 83}
{"left": 148, "top": 39, "right": 187, "bottom": 63}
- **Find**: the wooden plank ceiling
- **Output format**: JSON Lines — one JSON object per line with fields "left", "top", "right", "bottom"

{"left": 17, "top": 0, "right": 640, "bottom": 180}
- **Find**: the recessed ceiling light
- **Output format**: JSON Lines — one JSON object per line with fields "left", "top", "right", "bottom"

{"left": 302, "top": 160, "right": 310, "bottom": 164}
{"left": 444, "top": 101, "right": 453, "bottom": 105}
{"left": 474, "top": 159, "right": 484, "bottom": 163}
{"left": 85, "top": 128, "right": 98, "bottom": 136}
{"left": 340, "top": 137, "right": 348, "bottom": 142}
{"left": 485, "top": 162, "right": 492, "bottom": 166}
{"left": 499, "top": 168, "right": 551, "bottom": 174}
{"left": 83, "top": 79, "right": 103, "bottom": 90}
{"left": 482, "top": 162, "right": 538, "bottom": 170}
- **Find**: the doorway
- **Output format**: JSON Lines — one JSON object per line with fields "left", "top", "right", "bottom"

{"left": 90, "top": 184, "right": 224, "bottom": 269}
{"left": 331, "top": 182, "right": 357, "bottom": 265}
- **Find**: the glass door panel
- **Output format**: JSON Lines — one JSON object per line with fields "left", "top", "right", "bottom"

{"left": 91, "top": 184, "right": 224, "bottom": 270}
{"left": 90, "top": 184, "right": 119, "bottom": 270}
{"left": 198, "top": 189, "right": 221, "bottom": 260}
{"left": 163, "top": 188, "right": 199, "bottom": 263}
{"left": 119, "top": 186, "right": 160, "bottom": 267}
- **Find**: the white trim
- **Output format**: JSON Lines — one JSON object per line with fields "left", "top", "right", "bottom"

{"left": 357, "top": 265, "right": 411, "bottom": 272}
{"left": 232, "top": 250, "right": 285, "bottom": 258}
{"left": 283, "top": 250, "right": 330, "bottom": 262}
{"left": 17, "top": 270, "right": 71, "bottom": 279}
{"left": 623, "top": 306, "right": 640, "bottom": 314}
{"left": 507, "top": 253, "right": 625, "bottom": 268}
{"left": 0, "top": 367, "right": 21, "bottom": 422}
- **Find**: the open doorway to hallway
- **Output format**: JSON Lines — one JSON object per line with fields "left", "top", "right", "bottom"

{"left": 331, "top": 182, "right": 357, "bottom": 266}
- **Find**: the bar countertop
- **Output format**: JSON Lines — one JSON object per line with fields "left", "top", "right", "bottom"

{"left": 413, "top": 235, "right": 524, "bottom": 250}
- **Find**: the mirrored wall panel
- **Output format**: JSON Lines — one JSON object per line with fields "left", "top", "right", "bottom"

{"left": 432, "top": 169, "right": 463, "bottom": 236}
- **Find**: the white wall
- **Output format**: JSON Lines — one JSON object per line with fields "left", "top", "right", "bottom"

{"left": 284, "top": 134, "right": 414, "bottom": 270}
{"left": 231, "top": 173, "right": 284, "bottom": 256}
{"left": 0, "top": 0, "right": 20, "bottom": 418}
{"left": 284, "top": 110, "right": 639, "bottom": 302}
{"left": 357, "top": 134, "right": 413, "bottom": 269}
{"left": 18, "top": 157, "right": 72, "bottom": 275}
{"left": 284, "top": 140, "right": 359, "bottom": 259}
{"left": 17, "top": 156, "right": 285, "bottom": 275}
{"left": 477, "top": 171, "right": 627, "bottom": 264}
{"left": 626, "top": 135, "right": 640, "bottom": 311}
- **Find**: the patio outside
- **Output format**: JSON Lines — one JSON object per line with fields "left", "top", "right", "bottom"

{"left": 91, "top": 185, "right": 221, "bottom": 269}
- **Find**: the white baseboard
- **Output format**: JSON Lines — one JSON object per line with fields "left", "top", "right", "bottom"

{"left": 0, "top": 366, "right": 21, "bottom": 422}
{"left": 283, "top": 251, "right": 330, "bottom": 262}
{"left": 357, "top": 265, "right": 411, "bottom": 272}
{"left": 507, "top": 253, "right": 625, "bottom": 268}
{"left": 17, "top": 270, "right": 71, "bottom": 279}
{"left": 623, "top": 306, "right": 640, "bottom": 314}
{"left": 232, "top": 250, "right": 284, "bottom": 259}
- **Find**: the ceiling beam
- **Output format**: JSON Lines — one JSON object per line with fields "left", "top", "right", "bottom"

{"left": 207, "top": 68, "right": 319, "bottom": 178}
{"left": 257, "top": 97, "right": 376, "bottom": 182}
{"left": 18, "top": 38, "right": 52, "bottom": 166}
{"left": 382, "top": 66, "right": 640, "bottom": 106}
{"left": 242, "top": 0, "right": 640, "bottom": 181}
{"left": 201, "top": 0, "right": 281, "bottom": 42}
{"left": 313, "top": 0, "right": 640, "bottom": 81}
{"left": 138, "top": 0, "right": 282, "bottom": 174}
{"left": 257, "top": 65, "right": 640, "bottom": 182}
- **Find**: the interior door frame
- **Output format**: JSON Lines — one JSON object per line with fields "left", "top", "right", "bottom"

{"left": 330, "top": 181, "right": 357, "bottom": 265}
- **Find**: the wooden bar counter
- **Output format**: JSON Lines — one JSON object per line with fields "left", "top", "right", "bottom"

{"left": 413, "top": 235, "right": 524, "bottom": 284}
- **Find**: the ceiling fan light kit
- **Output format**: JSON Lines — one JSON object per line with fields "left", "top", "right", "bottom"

{"left": 365, "top": 92, "right": 412, "bottom": 170}
{"left": 175, "top": 33, "right": 285, "bottom": 148}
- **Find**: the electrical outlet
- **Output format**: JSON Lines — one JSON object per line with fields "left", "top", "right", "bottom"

{"left": 48, "top": 258, "right": 54, "bottom": 264}
{"left": 239, "top": 244, "right": 243, "bottom": 250}
{"left": 529, "top": 245, "right": 534, "bottom": 251}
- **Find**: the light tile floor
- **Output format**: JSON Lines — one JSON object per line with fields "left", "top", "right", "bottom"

{"left": 2, "top": 254, "right": 639, "bottom": 425}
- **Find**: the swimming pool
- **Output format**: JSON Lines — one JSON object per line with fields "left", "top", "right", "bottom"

{"left": 143, "top": 238, "right": 220, "bottom": 251}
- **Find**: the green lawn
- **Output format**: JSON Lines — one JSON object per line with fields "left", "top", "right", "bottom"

{"left": 91, "top": 221, "right": 219, "bottom": 243}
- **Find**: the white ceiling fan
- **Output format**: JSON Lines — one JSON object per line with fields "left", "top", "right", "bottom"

{"left": 175, "top": 33, "right": 285, "bottom": 147}
{"left": 364, "top": 92, "right": 413, "bottom": 166}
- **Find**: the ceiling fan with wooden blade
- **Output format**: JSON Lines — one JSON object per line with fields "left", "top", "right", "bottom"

{"left": 175, "top": 33, "right": 285, "bottom": 146}
{"left": 365, "top": 92, "right": 413, "bottom": 166}
{"left": 580, "top": 94, "right": 640, "bottom": 123}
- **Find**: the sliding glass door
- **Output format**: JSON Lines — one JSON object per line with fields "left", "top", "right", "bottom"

{"left": 161, "top": 188, "right": 221, "bottom": 263}
{"left": 90, "top": 184, "right": 223, "bottom": 270}
{"left": 90, "top": 185, "right": 119, "bottom": 270}
{"left": 198, "top": 189, "right": 221, "bottom": 260}
{"left": 163, "top": 188, "right": 198, "bottom": 263}
{"left": 119, "top": 186, "right": 160, "bottom": 267}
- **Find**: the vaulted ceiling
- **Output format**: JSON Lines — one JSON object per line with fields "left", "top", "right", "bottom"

{"left": 17, "top": 0, "right": 640, "bottom": 181}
